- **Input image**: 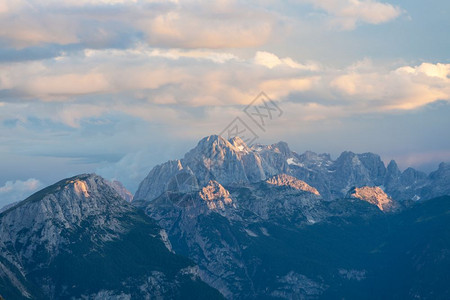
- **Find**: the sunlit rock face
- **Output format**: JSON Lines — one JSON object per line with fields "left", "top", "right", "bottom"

{"left": 348, "top": 186, "right": 394, "bottom": 211}
{"left": 265, "top": 174, "right": 320, "bottom": 195}
{"left": 199, "top": 180, "right": 234, "bottom": 210}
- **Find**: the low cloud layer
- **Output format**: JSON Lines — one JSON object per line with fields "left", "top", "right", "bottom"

{"left": 0, "top": 178, "right": 43, "bottom": 208}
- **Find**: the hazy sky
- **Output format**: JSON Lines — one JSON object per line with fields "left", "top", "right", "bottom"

{"left": 1, "top": 0, "right": 450, "bottom": 206}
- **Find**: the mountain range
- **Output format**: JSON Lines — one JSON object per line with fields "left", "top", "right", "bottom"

{"left": 134, "top": 135, "right": 450, "bottom": 299}
{"left": 1, "top": 135, "right": 449, "bottom": 299}
{"left": 135, "top": 135, "right": 450, "bottom": 203}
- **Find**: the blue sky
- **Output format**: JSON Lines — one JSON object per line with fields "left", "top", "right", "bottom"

{"left": 1, "top": 0, "right": 450, "bottom": 207}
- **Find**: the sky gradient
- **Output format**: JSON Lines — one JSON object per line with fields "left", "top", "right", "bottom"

{"left": 1, "top": 0, "right": 450, "bottom": 207}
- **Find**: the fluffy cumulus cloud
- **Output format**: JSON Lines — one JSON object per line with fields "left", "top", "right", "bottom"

{"left": 0, "top": 178, "right": 43, "bottom": 208}
{"left": 254, "top": 51, "right": 319, "bottom": 70}
{"left": 331, "top": 61, "right": 450, "bottom": 110}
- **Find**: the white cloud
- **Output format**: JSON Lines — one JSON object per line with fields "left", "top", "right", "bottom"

{"left": 254, "top": 51, "right": 319, "bottom": 70}
{"left": 303, "top": 0, "right": 403, "bottom": 30}
{"left": 0, "top": 178, "right": 43, "bottom": 208}
{"left": 1, "top": 46, "right": 450, "bottom": 130}
{"left": 141, "top": 7, "right": 277, "bottom": 48}
{"left": 96, "top": 151, "right": 157, "bottom": 193}
{"left": 331, "top": 62, "right": 450, "bottom": 110}
{"left": 0, "top": 0, "right": 282, "bottom": 48}
{"left": 260, "top": 76, "right": 320, "bottom": 99}
{"left": 26, "top": 73, "right": 110, "bottom": 99}
{"left": 0, "top": 47, "right": 318, "bottom": 108}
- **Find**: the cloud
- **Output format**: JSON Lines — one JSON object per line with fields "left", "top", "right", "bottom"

{"left": 302, "top": 0, "right": 403, "bottom": 30}
{"left": 260, "top": 76, "right": 320, "bottom": 99}
{"left": 254, "top": 51, "right": 319, "bottom": 70}
{"left": 0, "top": 0, "right": 282, "bottom": 49}
{"left": 141, "top": 6, "right": 277, "bottom": 48}
{"left": 0, "top": 178, "right": 43, "bottom": 208}
{"left": 26, "top": 73, "right": 110, "bottom": 99}
{"left": 331, "top": 62, "right": 450, "bottom": 110}
{"left": 96, "top": 151, "right": 158, "bottom": 193}
{"left": 1, "top": 47, "right": 450, "bottom": 131}
{"left": 0, "top": 46, "right": 319, "bottom": 107}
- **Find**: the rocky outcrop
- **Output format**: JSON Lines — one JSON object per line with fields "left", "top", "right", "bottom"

{"left": 265, "top": 174, "right": 320, "bottom": 195}
{"left": 348, "top": 186, "right": 394, "bottom": 211}
{"left": 199, "top": 180, "right": 234, "bottom": 210}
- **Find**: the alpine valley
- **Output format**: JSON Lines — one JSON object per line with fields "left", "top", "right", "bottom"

{"left": 1, "top": 135, "right": 449, "bottom": 299}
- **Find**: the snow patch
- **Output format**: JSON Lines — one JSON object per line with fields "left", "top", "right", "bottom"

{"left": 286, "top": 158, "right": 303, "bottom": 167}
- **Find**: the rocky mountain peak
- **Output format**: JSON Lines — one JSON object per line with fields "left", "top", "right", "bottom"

{"left": 300, "top": 151, "right": 331, "bottom": 161}
{"left": 228, "top": 136, "right": 250, "bottom": 152}
{"left": 1, "top": 173, "right": 122, "bottom": 215}
{"left": 386, "top": 160, "right": 401, "bottom": 179}
{"left": 336, "top": 151, "right": 357, "bottom": 161}
{"left": 0, "top": 173, "right": 134, "bottom": 287}
{"left": 348, "top": 186, "right": 393, "bottom": 211}
{"left": 265, "top": 174, "right": 320, "bottom": 195}
{"left": 401, "top": 167, "right": 427, "bottom": 186}
{"left": 191, "top": 135, "right": 231, "bottom": 154}
{"left": 387, "top": 160, "right": 400, "bottom": 172}
{"left": 270, "top": 141, "right": 291, "bottom": 156}
{"left": 0, "top": 174, "right": 223, "bottom": 299}
{"left": 431, "top": 162, "right": 450, "bottom": 178}
{"left": 187, "top": 135, "right": 253, "bottom": 160}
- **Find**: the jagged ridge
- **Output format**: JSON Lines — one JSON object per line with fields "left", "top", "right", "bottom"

{"left": 135, "top": 135, "right": 450, "bottom": 203}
